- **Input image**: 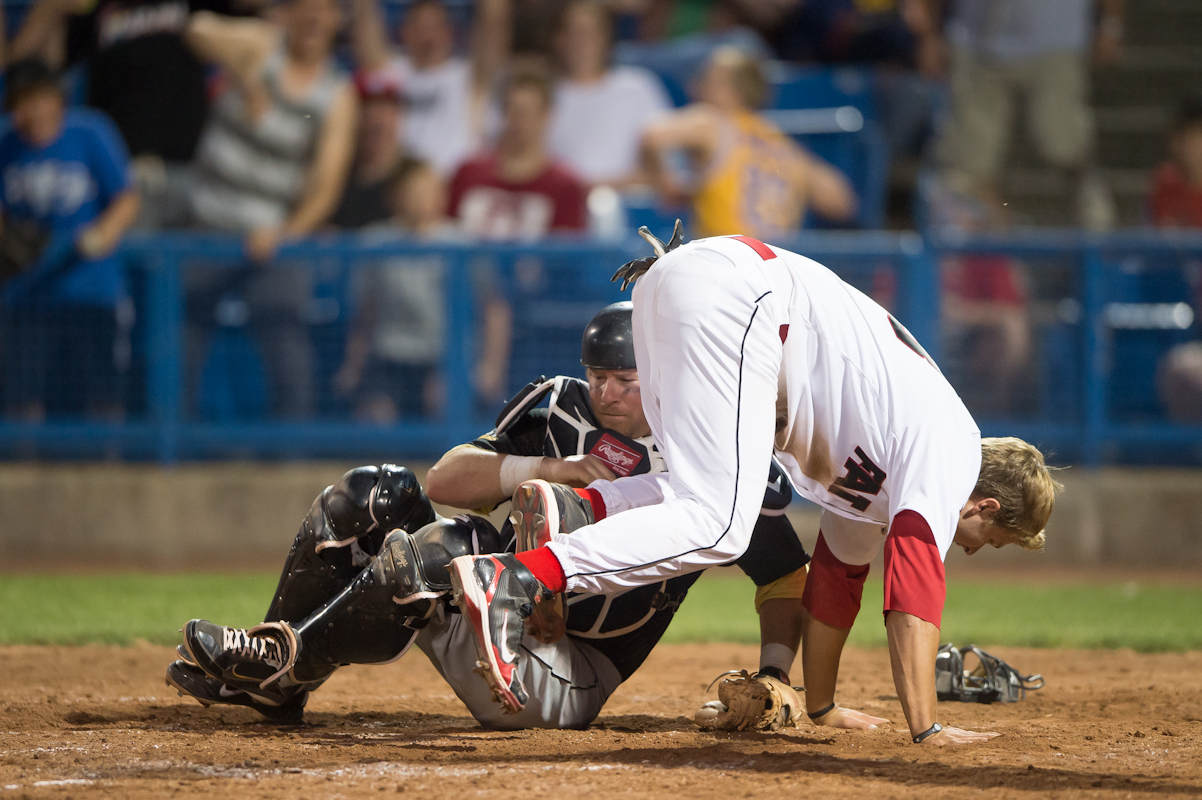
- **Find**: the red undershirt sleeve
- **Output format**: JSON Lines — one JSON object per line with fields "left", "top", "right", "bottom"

{"left": 800, "top": 532, "right": 870, "bottom": 630}
{"left": 882, "top": 510, "right": 946, "bottom": 628}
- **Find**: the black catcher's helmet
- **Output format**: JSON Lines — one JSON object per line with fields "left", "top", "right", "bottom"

{"left": 581, "top": 301, "right": 634, "bottom": 371}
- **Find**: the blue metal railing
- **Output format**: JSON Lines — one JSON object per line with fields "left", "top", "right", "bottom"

{"left": 0, "top": 229, "right": 1200, "bottom": 465}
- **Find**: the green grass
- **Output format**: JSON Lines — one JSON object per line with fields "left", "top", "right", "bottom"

{"left": 0, "top": 573, "right": 278, "bottom": 646}
{"left": 1, "top": 572, "right": 1200, "bottom": 651}
{"left": 664, "top": 574, "right": 1202, "bottom": 652}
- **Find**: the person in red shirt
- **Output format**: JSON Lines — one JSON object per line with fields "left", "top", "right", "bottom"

{"left": 1150, "top": 92, "right": 1202, "bottom": 229}
{"left": 448, "top": 70, "right": 587, "bottom": 239}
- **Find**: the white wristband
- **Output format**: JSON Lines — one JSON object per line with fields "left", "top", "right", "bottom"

{"left": 759, "top": 643, "right": 798, "bottom": 676}
{"left": 499, "top": 455, "right": 544, "bottom": 496}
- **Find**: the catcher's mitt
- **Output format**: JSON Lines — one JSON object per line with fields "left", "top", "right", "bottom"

{"left": 936, "top": 644, "right": 1044, "bottom": 703}
{"left": 694, "top": 670, "right": 805, "bottom": 732}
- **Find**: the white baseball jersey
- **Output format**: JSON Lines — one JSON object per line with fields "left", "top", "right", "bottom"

{"left": 548, "top": 235, "right": 981, "bottom": 596}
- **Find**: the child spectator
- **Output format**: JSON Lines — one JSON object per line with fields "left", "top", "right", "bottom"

{"left": 640, "top": 47, "right": 856, "bottom": 241}
{"left": 329, "top": 71, "right": 410, "bottom": 230}
{"left": 0, "top": 59, "right": 141, "bottom": 420}
{"left": 448, "top": 70, "right": 588, "bottom": 239}
{"left": 547, "top": 1, "right": 672, "bottom": 187}
{"left": 336, "top": 159, "right": 451, "bottom": 421}
{"left": 922, "top": 173, "right": 1033, "bottom": 418}
{"left": 1149, "top": 92, "right": 1202, "bottom": 229}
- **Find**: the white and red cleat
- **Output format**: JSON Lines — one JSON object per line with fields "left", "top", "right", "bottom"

{"left": 448, "top": 553, "right": 557, "bottom": 713}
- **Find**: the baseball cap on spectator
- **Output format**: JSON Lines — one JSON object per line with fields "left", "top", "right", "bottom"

{"left": 5, "top": 58, "right": 63, "bottom": 111}
{"left": 355, "top": 69, "right": 406, "bottom": 105}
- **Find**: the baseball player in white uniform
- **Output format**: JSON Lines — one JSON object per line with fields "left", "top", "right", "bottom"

{"left": 450, "top": 224, "right": 1061, "bottom": 745}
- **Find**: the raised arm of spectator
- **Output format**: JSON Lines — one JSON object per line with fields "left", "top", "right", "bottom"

{"left": 185, "top": 11, "right": 276, "bottom": 88}
{"left": 10, "top": 0, "right": 89, "bottom": 68}
{"left": 247, "top": 84, "right": 359, "bottom": 260}
{"left": 639, "top": 106, "right": 721, "bottom": 204}
{"left": 470, "top": 0, "right": 511, "bottom": 94}
{"left": 791, "top": 142, "right": 858, "bottom": 224}
{"left": 350, "top": 0, "right": 391, "bottom": 72}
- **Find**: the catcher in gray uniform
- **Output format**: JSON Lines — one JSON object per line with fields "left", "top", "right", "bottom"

{"left": 169, "top": 303, "right": 811, "bottom": 730}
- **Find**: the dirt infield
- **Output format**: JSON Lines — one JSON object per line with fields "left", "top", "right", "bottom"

{"left": 1, "top": 644, "right": 1200, "bottom": 799}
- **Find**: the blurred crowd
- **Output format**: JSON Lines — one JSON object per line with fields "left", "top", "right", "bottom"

{"left": 1, "top": 0, "right": 1201, "bottom": 425}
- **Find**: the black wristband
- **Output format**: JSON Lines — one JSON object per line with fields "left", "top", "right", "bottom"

{"left": 912, "top": 722, "right": 943, "bottom": 743}
{"left": 807, "top": 702, "right": 836, "bottom": 721}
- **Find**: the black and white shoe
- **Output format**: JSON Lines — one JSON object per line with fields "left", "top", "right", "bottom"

{"left": 448, "top": 553, "right": 555, "bottom": 714}
{"left": 165, "top": 660, "right": 308, "bottom": 723}
{"left": 511, "top": 479, "right": 596, "bottom": 552}
{"left": 181, "top": 620, "right": 300, "bottom": 701}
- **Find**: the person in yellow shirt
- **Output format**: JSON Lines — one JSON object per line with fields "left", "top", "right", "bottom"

{"left": 640, "top": 47, "right": 857, "bottom": 241}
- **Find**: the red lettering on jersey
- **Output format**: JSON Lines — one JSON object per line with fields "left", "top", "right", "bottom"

{"left": 731, "top": 235, "right": 777, "bottom": 261}
{"left": 588, "top": 433, "right": 642, "bottom": 477}
{"left": 779, "top": 324, "right": 790, "bottom": 343}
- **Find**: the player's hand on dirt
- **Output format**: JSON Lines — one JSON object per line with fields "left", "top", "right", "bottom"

{"left": 540, "top": 455, "right": 618, "bottom": 487}
{"left": 923, "top": 726, "right": 1000, "bottom": 746}
{"left": 811, "top": 705, "right": 890, "bottom": 730}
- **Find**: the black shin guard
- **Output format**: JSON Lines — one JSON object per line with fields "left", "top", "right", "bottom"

{"left": 289, "top": 515, "right": 503, "bottom": 683}
{"left": 265, "top": 464, "right": 438, "bottom": 624}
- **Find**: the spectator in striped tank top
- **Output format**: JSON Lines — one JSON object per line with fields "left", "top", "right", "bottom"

{"left": 182, "top": 0, "right": 357, "bottom": 419}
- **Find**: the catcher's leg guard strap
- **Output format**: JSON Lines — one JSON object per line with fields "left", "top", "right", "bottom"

{"left": 882, "top": 510, "right": 945, "bottom": 628}
{"left": 801, "top": 532, "right": 869, "bottom": 630}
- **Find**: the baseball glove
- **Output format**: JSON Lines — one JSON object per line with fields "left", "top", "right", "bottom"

{"left": 694, "top": 670, "right": 805, "bottom": 732}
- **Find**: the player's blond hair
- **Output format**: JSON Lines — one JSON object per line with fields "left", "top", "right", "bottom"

{"left": 973, "top": 437, "right": 1062, "bottom": 551}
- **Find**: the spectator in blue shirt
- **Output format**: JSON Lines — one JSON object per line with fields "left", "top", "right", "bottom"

{"left": 0, "top": 58, "right": 141, "bottom": 420}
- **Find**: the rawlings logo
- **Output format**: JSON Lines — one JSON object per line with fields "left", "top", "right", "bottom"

{"left": 589, "top": 434, "right": 641, "bottom": 477}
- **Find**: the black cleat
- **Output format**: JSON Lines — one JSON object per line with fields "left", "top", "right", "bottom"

{"left": 165, "top": 660, "right": 308, "bottom": 723}
{"left": 181, "top": 620, "right": 300, "bottom": 703}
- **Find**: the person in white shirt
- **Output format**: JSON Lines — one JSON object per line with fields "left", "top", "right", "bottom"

{"left": 547, "top": 1, "right": 672, "bottom": 188}
{"left": 351, "top": 0, "right": 510, "bottom": 176}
